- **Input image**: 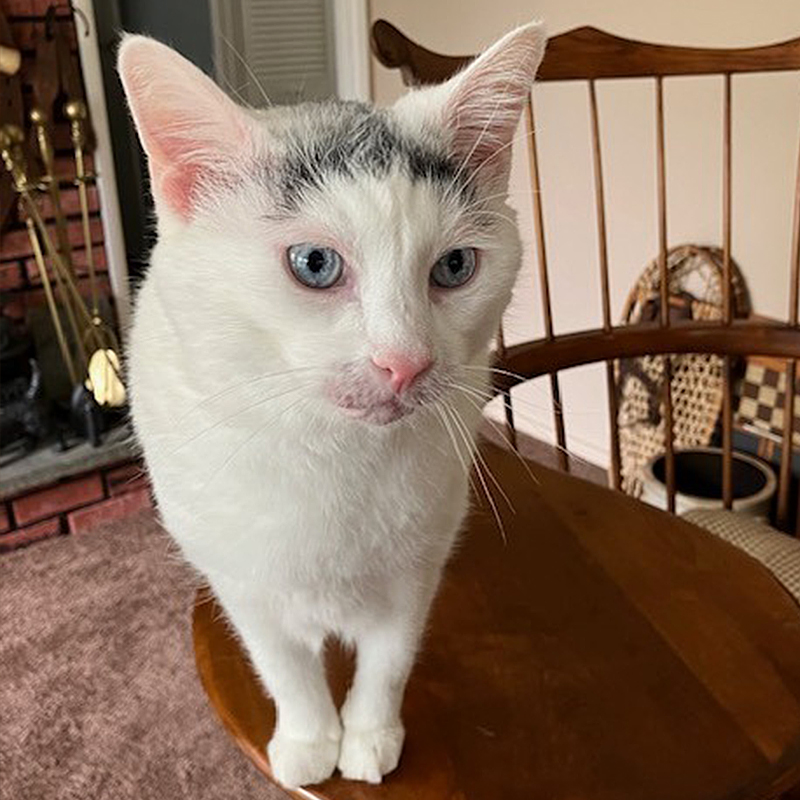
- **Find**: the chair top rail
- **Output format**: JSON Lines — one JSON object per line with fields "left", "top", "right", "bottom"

{"left": 372, "top": 20, "right": 800, "bottom": 86}
{"left": 493, "top": 320, "right": 800, "bottom": 391}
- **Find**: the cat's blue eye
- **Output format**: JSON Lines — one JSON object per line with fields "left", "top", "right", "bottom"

{"left": 287, "top": 244, "right": 344, "bottom": 289}
{"left": 430, "top": 247, "right": 477, "bottom": 289}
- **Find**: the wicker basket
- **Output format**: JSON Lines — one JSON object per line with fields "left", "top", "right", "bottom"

{"left": 616, "top": 245, "right": 750, "bottom": 496}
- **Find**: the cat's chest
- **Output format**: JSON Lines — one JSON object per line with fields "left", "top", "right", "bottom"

{"left": 152, "top": 408, "right": 473, "bottom": 582}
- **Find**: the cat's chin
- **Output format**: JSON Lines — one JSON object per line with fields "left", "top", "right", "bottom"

{"left": 339, "top": 398, "right": 412, "bottom": 426}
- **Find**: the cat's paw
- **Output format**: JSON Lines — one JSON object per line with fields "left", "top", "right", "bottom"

{"left": 337, "top": 724, "right": 405, "bottom": 784}
{"left": 267, "top": 731, "right": 340, "bottom": 789}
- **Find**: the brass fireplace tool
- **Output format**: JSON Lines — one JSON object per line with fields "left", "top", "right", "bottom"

{"left": 0, "top": 6, "right": 125, "bottom": 446}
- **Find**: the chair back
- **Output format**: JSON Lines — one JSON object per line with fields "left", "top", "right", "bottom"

{"left": 371, "top": 20, "right": 800, "bottom": 531}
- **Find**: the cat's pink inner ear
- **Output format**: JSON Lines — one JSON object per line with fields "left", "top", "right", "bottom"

{"left": 444, "top": 23, "right": 546, "bottom": 184}
{"left": 118, "top": 35, "right": 253, "bottom": 219}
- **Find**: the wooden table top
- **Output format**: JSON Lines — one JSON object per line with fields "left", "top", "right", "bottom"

{"left": 192, "top": 440, "right": 800, "bottom": 800}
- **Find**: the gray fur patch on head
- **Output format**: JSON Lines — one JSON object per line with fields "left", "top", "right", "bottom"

{"left": 269, "top": 101, "right": 473, "bottom": 212}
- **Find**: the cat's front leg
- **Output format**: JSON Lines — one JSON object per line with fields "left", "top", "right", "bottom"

{"left": 338, "top": 573, "right": 441, "bottom": 784}
{"left": 213, "top": 586, "right": 341, "bottom": 789}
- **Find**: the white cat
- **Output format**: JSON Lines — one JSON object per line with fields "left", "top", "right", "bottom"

{"left": 118, "top": 22, "right": 545, "bottom": 789}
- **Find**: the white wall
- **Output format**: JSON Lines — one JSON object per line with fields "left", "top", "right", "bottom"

{"left": 369, "top": 0, "right": 800, "bottom": 468}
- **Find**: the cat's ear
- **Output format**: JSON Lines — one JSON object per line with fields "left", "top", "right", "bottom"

{"left": 404, "top": 22, "right": 546, "bottom": 186}
{"left": 117, "top": 35, "right": 255, "bottom": 220}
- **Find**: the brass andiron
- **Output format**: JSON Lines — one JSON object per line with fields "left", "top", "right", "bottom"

{"left": 0, "top": 122, "right": 126, "bottom": 409}
{"left": 65, "top": 98, "right": 125, "bottom": 407}
{"left": 0, "top": 123, "right": 79, "bottom": 384}
{"left": 0, "top": 6, "right": 126, "bottom": 424}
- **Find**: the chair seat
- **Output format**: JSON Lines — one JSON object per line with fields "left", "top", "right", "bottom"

{"left": 193, "top": 440, "right": 800, "bottom": 800}
{"left": 683, "top": 508, "right": 800, "bottom": 601}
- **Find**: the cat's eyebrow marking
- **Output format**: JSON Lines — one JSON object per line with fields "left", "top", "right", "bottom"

{"left": 273, "top": 102, "right": 473, "bottom": 212}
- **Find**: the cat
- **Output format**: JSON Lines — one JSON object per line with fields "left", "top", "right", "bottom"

{"left": 118, "top": 21, "right": 546, "bottom": 790}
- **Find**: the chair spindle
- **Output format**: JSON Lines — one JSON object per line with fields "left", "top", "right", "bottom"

{"left": 722, "top": 74, "right": 734, "bottom": 509}
{"left": 780, "top": 133, "right": 800, "bottom": 531}
{"left": 525, "top": 96, "right": 569, "bottom": 471}
{"left": 496, "top": 324, "right": 517, "bottom": 448}
{"left": 588, "top": 79, "right": 622, "bottom": 489}
{"left": 655, "top": 77, "right": 676, "bottom": 512}
{"left": 779, "top": 361, "right": 797, "bottom": 530}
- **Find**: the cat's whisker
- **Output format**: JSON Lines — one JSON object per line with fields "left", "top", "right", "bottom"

{"left": 172, "top": 366, "right": 320, "bottom": 429}
{"left": 219, "top": 33, "right": 272, "bottom": 107}
{"left": 153, "top": 380, "right": 314, "bottom": 464}
{"left": 444, "top": 96, "right": 545, "bottom": 215}
{"left": 433, "top": 403, "right": 480, "bottom": 499}
{"left": 424, "top": 412, "right": 455, "bottom": 461}
{"left": 219, "top": 74, "right": 251, "bottom": 108}
{"left": 130, "top": 326, "right": 265, "bottom": 348}
{"left": 437, "top": 400, "right": 484, "bottom": 505}
{"left": 501, "top": 411, "right": 601, "bottom": 472}
{"left": 443, "top": 46, "right": 538, "bottom": 205}
{"left": 294, "top": 72, "right": 309, "bottom": 103}
{"left": 456, "top": 198, "right": 519, "bottom": 228}
{"left": 201, "top": 395, "right": 310, "bottom": 491}
{"left": 452, "top": 404, "right": 515, "bottom": 515}
{"left": 456, "top": 176, "right": 548, "bottom": 221}
{"left": 444, "top": 123, "right": 528, "bottom": 206}
{"left": 453, "top": 386, "right": 541, "bottom": 486}
{"left": 463, "top": 364, "right": 526, "bottom": 381}
{"left": 446, "top": 377, "right": 599, "bottom": 473}
{"left": 462, "top": 364, "right": 587, "bottom": 416}
{"left": 475, "top": 378, "right": 609, "bottom": 420}
{"left": 449, "top": 375, "right": 563, "bottom": 416}
{"left": 445, "top": 382, "right": 540, "bottom": 489}
{"left": 456, "top": 191, "right": 513, "bottom": 211}
{"left": 441, "top": 389, "right": 517, "bottom": 511}
{"left": 487, "top": 405, "right": 603, "bottom": 471}
{"left": 441, "top": 401, "right": 508, "bottom": 544}
{"left": 494, "top": 392, "right": 608, "bottom": 420}
{"left": 456, "top": 186, "right": 541, "bottom": 213}
{"left": 456, "top": 138, "right": 517, "bottom": 196}
{"left": 466, "top": 209, "right": 518, "bottom": 229}
{"left": 485, "top": 399, "right": 602, "bottom": 472}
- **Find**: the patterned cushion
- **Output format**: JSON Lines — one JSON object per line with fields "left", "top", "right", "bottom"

{"left": 683, "top": 509, "right": 800, "bottom": 601}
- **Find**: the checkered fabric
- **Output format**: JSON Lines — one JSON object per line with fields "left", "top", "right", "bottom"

{"left": 735, "top": 360, "right": 800, "bottom": 445}
{"left": 683, "top": 509, "right": 800, "bottom": 601}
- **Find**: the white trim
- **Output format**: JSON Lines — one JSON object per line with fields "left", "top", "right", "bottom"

{"left": 73, "top": 0, "right": 131, "bottom": 335}
{"left": 332, "top": 0, "right": 371, "bottom": 102}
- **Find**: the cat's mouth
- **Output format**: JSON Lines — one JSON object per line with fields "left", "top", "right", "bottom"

{"left": 326, "top": 362, "right": 439, "bottom": 425}
{"left": 336, "top": 396, "right": 412, "bottom": 425}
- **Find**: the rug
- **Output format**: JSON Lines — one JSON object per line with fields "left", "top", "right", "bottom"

{"left": 0, "top": 427, "right": 603, "bottom": 800}
{"left": 0, "top": 510, "right": 286, "bottom": 800}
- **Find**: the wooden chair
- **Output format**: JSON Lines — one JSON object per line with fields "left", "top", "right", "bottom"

{"left": 372, "top": 21, "right": 800, "bottom": 530}
{"left": 192, "top": 22, "right": 800, "bottom": 800}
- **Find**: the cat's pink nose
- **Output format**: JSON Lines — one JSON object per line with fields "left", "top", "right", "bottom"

{"left": 372, "top": 352, "right": 433, "bottom": 394}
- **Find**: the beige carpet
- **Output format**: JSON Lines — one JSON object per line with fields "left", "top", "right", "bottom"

{"left": 0, "top": 510, "right": 287, "bottom": 800}
{"left": 0, "top": 429, "right": 602, "bottom": 800}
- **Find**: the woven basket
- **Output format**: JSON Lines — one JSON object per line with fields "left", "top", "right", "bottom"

{"left": 616, "top": 245, "right": 750, "bottom": 496}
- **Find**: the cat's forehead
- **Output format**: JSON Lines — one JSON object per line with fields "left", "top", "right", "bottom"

{"left": 259, "top": 101, "right": 469, "bottom": 213}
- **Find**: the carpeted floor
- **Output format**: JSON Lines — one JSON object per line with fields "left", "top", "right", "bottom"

{"left": 0, "top": 430, "right": 603, "bottom": 800}
{"left": 0, "top": 509, "right": 287, "bottom": 800}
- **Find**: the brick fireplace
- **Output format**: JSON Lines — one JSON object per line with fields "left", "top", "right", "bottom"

{"left": 0, "top": 462, "right": 152, "bottom": 551}
{"left": 1, "top": 0, "right": 144, "bottom": 549}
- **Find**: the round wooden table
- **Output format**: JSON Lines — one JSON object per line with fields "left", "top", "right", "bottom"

{"left": 193, "top": 440, "right": 800, "bottom": 800}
